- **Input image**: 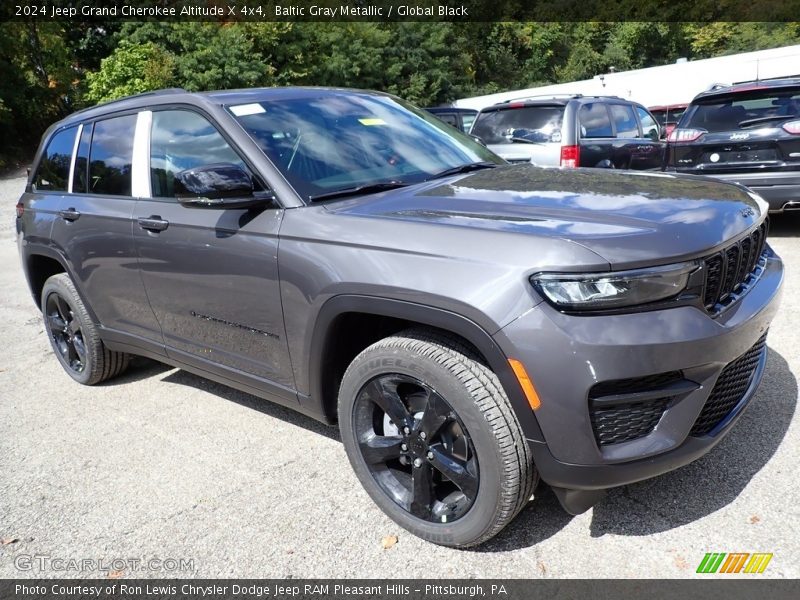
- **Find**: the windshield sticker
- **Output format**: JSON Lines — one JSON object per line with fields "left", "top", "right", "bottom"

{"left": 230, "top": 103, "right": 266, "bottom": 116}
{"left": 358, "top": 118, "right": 386, "bottom": 126}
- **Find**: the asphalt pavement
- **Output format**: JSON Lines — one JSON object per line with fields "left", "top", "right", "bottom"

{"left": 1, "top": 172, "right": 798, "bottom": 578}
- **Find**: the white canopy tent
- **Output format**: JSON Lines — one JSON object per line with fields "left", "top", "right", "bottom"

{"left": 453, "top": 44, "right": 800, "bottom": 111}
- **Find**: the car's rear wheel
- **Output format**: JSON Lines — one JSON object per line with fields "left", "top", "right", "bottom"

{"left": 41, "top": 273, "right": 130, "bottom": 385}
{"left": 338, "top": 329, "right": 537, "bottom": 547}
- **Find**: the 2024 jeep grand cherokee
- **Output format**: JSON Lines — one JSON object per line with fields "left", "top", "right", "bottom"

{"left": 16, "top": 87, "right": 783, "bottom": 547}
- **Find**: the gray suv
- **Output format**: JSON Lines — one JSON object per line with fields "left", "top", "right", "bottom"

{"left": 16, "top": 87, "right": 783, "bottom": 547}
{"left": 471, "top": 94, "right": 663, "bottom": 169}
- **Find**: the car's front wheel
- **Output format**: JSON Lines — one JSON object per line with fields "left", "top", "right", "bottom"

{"left": 41, "top": 273, "right": 130, "bottom": 385}
{"left": 338, "top": 329, "right": 537, "bottom": 547}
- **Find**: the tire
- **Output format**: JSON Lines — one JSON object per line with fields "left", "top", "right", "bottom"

{"left": 41, "top": 273, "right": 130, "bottom": 385}
{"left": 338, "top": 328, "right": 538, "bottom": 547}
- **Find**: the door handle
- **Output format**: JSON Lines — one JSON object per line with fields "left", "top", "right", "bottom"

{"left": 137, "top": 216, "right": 169, "bottom": 232}
{"left": 58, "top": 208, "right": 81, "bottom": 221}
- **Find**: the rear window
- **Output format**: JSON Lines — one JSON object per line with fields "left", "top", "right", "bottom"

{"left": 579, "top": 103, "right": 613, "bottom": 138}
{"left": 651, "top": 107, "right": 686, "bottom": 127}
{"left": 471, "top": 105, "right": 564, "bottom": 144}
{"left": 609, "top": 104, "right": 639, "bottom": 138}
{"left": 462, "top": 114, "right": 476, "bottom": 132}
{"left": 89, "top": 114, "right": 137, "bottom": 196}
{"left": 685, "top": 89, "right": 800, "bottom": 132}
{"left": 34, "top": 126, "right": 77, "bottom": 192}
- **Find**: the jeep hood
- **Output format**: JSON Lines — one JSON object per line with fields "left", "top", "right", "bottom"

{"left": 325, "top": 165, "right": 767, "bottom": 269}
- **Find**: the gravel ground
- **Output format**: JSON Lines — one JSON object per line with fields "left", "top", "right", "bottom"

{"left": 0, "top": 171, "right": 798, "bottom": 579}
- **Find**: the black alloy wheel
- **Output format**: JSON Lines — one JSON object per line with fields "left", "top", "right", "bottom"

{"left": 339, "top": 329, "right": 537, "bottom": 547}
{"left": 40, "top": 273, "right": 130, "bottom": 385}
{"left": 45, "top": 291, "right": 87, "bottom": 374}
{"left": 352, "top": 373, "right": 479, "bottom": 523}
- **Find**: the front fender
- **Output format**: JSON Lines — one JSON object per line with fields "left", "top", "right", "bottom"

{"left": 305, "top": 294, "right": 545, "bottom": 442}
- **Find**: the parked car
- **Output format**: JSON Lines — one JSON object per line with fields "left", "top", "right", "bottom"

{"left": 664, "top": 78, "right": 800, "bottom": 212}
{"left": 469, "top": 94, "right": 663, "bottom": 169}
{"left": 424, "top": 106, "right": 478, "bottom": 133}
{"left": 17, "top": 87, "right": 782, "bottom": 547}
{"left": 649, "top": 103, "right": 688, "bottom": 139}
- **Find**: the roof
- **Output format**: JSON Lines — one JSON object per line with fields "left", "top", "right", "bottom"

{"left": 648, "top": 103, "right": 689, "bottom": 111}
{"left": 692, "top": 77, "right": 800, "bottom": 102}
{"left": 479, "top": 94, "right": 634, "bottom": 112}
{"left": 56, "top": 86, "right": 390, "bottom": 128}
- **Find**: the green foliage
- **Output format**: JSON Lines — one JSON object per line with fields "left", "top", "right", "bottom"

{"left": 1, "top": 20, "right": 799, "bottom": 168}
{"left": 85, "top": 42, "right": 175, "bottom": 103}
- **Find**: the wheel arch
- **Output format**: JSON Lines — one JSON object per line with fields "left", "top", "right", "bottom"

{"left": 22, "top": 247, "right": 99, "bottom": 323}
{"left": 308, "top": 295, "right": 544, "bottom": 442}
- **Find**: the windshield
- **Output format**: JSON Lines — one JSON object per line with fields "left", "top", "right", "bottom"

{"left": 685, "top": 89, "right": 800, "bottom": 132}
{"left": 471, "top": 106, "right": 564, "bottom": 145}
{"left": 228, "top": 93, "right": 501, "bottom": 201}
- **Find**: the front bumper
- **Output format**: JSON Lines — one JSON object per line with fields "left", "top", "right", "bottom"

{"left": 493, "top": 249, "right": 783, "bottom": 500}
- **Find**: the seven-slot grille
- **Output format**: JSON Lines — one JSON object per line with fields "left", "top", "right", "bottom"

{"left": 702, "top": 220, "right": 768, "bottom": 311}
{"left": 690, "top": 333, "right": 768, "bottom": 436}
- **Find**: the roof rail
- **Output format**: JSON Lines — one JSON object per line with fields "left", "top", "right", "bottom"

{"left": 500, "top": 93, "right": 583, "bottom": 103}
{"left": 71, "top": 88, "right": 188, "bottom": 116}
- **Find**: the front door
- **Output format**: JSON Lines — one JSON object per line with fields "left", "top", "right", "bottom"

{"left": 132, "top": 108, "right": 294, "bottom": 390}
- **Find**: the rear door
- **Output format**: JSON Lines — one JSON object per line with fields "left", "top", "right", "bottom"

{"left": 597, "top": 103, "right": 662, "bottom": 170}
{"left": 132, "top": 108, "right": 294, "bottom": 389}
{"left": 633, "top": 105, "right": 664, "bottom": 170}
{"left": 669, "top": 87, "right": 800, "bottom": 175}
{"left": 23, "top": 126, "right": 79, "bottom": 257}
{"left": 48, "top": 114, "right": 162, "bottom": 344}
{"left": 577, "top": 102, "right": 621, "bottom": 167}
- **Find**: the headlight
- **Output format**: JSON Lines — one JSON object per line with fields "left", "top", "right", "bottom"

{"left": 531, "top": 262, "right": 697, "bottom": 311}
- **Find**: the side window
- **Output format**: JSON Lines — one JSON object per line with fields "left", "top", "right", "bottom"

{"left": 72, "top": 124, "right": 92, "bottom": 194}
{"left": 34, "top": 126, "right": 77, "bottom": 192}
{"left": 637, "top": 107, "right": 660, "bottom": 140}
{"left": 89, "top": 115, "right": 137, "bottom": 196}
{"left": 610, "top": 104, "right": 639, "bottom": 138}
{"left": 438, "top": 113, "right": 459, "bottom": 128}
{"left": 150, "top": 110, "right": 251, "bottom": 199}
{"left": 578, "top": 103, "right": 613, "bottom": 138}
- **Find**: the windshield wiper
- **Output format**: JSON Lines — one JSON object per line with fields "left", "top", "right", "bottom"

{"left": 738, "top": 115, "right": 797, "bottom": 128}
{"left": 426, "top": 162, "right": 498, "bottom": 181}
{"left": 509, "top": 137, "right": 540, "bottom": 144}
{"left": 308, "top": 181, "right": 409, "bottom": 202}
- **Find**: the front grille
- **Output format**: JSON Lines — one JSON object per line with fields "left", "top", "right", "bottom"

{"left": 589, "top": 372, "right": 682, "bottom": 446}
{"left": 702, "top": 220, "right": 768, "bottom": 311}
{"left": 690, "top": 333, "right": 768, "bottom": 436}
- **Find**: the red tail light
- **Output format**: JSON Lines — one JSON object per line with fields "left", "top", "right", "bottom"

{"left": 560, "top": 145, "right": 580, "bottom": 168}
{"left": 16, "top": 202, "right": 24, "bottom": 218}
{"left": 667, "top": 128, "right": 706, "bottom": 143}
{"left": 782, "top": 120, "right": 800, "bottom": 135}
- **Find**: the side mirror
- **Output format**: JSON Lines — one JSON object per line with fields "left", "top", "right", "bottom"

{"left": 175, "top": 163, "right": 273, "bottom": 209}
{"left": 646, "top": 128, "right": 660, "bottom": 142}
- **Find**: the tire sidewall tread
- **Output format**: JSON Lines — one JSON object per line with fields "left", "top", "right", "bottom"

{"left": 40, "top": 273, "right": 128, "bottom": 385}
{"left": 338, "top": 328, "right": 537, "bottom": 548}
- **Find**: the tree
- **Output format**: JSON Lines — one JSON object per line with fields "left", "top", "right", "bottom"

{"left": 85, "top": 42, "right": 175, "bottom": 103}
